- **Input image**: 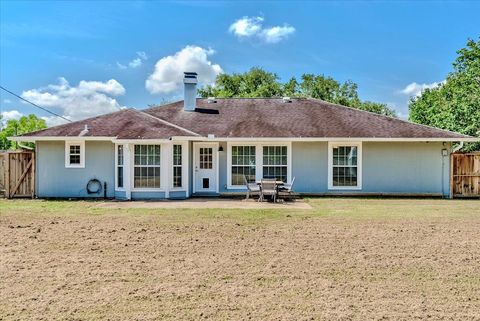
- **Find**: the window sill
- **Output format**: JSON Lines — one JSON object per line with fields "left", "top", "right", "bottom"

{"left": 65, "top": 165, "right": 85, "bottom": 169}
{"left": 328, "top": 186, "right": 362, "bottom": 190}
{"left": 131, "top": 188, "right": 165, "bottom": 192}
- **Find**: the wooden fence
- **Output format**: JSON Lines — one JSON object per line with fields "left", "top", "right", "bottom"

{"left": 0, "top": 151, "right": 35, "bottom": 198}
{"left": 451, "top": 152, "right": 480, "bottom": 198}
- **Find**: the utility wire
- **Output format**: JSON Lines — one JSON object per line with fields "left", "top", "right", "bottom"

{"left": 0, "top": 85, "right": 72, "bottom": 122}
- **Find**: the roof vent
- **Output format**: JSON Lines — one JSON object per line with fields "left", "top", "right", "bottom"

{"left": 282, "top": 96, "right": 292, "bottom": 103}
{"left": 79, "top": 124, "right": 89, "bottom": 136}
{"left": 207, "top": 97, "right": 217, "bottom": 103}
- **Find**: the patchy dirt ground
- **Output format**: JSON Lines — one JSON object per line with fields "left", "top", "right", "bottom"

{"left": 0, "top": 198, "right": 479, "bottom": 321}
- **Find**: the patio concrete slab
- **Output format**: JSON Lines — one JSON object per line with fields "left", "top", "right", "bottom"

{"left": 95, "top": 198, "right": 312, "bottom": 210}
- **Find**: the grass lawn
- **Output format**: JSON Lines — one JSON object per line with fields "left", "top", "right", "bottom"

{"left": 1, "top": 198, "right": 479, "bottom": 320}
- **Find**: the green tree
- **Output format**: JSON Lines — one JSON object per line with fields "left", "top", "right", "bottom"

{"left": 409, "top": 38, "right": 480, "bottom": 151}
{"left": 199, "top": 67, "right": 396, "bottom": 117}
{"left": 0, "top": 114, "right": 47, "bottom": 150}
{"left": 198, "top": 67, "right": 283, "bottom": 98}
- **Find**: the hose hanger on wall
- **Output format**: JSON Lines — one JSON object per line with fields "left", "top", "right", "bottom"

{"left": 86, "top": 179, "right": 102, "bottom": 194}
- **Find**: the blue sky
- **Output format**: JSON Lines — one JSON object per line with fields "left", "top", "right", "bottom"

{"left": 1, "top": 1, "right": 479, "bottom": 125}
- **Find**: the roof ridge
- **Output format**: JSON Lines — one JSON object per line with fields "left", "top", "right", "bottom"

{"left": 137, "top": 110, "right": 201, "bottom": 137}
{"left": 307, "top": 98, "right": 472, "bottom": 138}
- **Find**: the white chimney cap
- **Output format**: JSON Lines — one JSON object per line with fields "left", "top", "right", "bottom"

{"left": 183, "top": 72, "right": 198, "bottom": 84}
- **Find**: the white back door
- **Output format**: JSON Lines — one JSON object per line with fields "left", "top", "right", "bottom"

{"left": 194, "top": 143, "right": 217, "bottom": 193}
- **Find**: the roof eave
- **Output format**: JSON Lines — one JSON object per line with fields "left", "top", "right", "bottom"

{"left": 8, "top": 136, "right": 117, "bottom": 142}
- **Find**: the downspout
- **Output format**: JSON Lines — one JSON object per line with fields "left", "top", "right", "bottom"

{"left": 447, "top": 141, "right": 464, "bottom": 199}
{"left": 18, "top": 143, "right": 34, "bottom": 150}
{"left": 452, "top": 141, "right": 464, "bottom": 153}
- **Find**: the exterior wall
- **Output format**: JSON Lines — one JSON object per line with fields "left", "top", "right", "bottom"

{"left": 36, "top": 139, "right": 452, "bottom": 199}
{"left": 36, "top": 141, "right": 115, "bottom": 198}
{"left": 291, "top": 141, "right": 451, "bottom": 196}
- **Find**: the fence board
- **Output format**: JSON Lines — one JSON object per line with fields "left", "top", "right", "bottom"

{"left": 451, "top": 153, "right": 480, "bottom": 198}
{"left": 0, "top": 151, "right": 35, "bottom": 198}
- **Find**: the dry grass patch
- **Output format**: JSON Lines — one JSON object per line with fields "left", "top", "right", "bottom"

{"left": 0, "top": 198, "right": 479, "bottom": 321}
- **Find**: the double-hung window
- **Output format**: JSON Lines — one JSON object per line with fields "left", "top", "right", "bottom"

{"left": 231, "top": 146, "right": 256, "bottom": 185}
{"left": 262, "top": 146, "right": 288, "bottom": 182}
{"left": 328, "top": 142, "right": 362, "bottom": 189}
{"left": 65, "top": 141, "right": 85, "bottom": 168}
{"left": 173, "top": 144, "right": 182, "bottom": 188}
{"left": 134, "top": 145, "right": 161, "bottom": 188}
{"left": 117, "top": 145, "right": 124, "bottom": 189}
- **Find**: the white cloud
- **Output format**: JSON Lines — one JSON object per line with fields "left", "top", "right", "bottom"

{"left": 117, "top": 62, "right": 127, "bottom": 69}
{"left": 229, "top": 16, "right": 264, "bottom": 37}
{"left": 117, "top": 51, "right": 148, "bottom": 69}
{"left": 260, "top": 25, "right": 296, "bottom": 43}
{"left": 128, "top": 58, "right": 142, "bottom": 68}
{"left": 1, "top": 110, "right": 23, "bottom": 122}
{"left": 229, "top": 16, "right": 295, "bottom": 43}
{"left": 145, "top": 45, "right": 223, "bottom": 94}
{"left": 136, "top": 51, "right": 148, "bottom": 60}
{"left": 3, "top": 99, "right": 12, "bottom": 104}
{"left": 400, "top": 81, "right": 445, "bottom": 97}
{"left": 21, "top": 77, "right": 126, "bottom": 126}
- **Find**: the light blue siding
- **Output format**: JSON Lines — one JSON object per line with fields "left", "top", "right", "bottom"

{"left": 291, "top": 141, "right": 451, "bottom": 196}
{"left": 362, "top": 142, "right": 449, "bottom": 195}
{"left": 115, "top": 190, "right": 127, "bottom": 199}
{"left": 131, "top": 191, "right": 166, "bottom": 199}
{"left": 169, "top": 190, "right": 187, "bottom": 199}
{"left": 291, "top": 142, "right": 328, "bottom": 193}
{"left": 36, "top": 140, "right": 453, "bottom": 199}
{"left": 218, "top": 142, "right": 228, "bottom": 193}
{"left": 36, "top": 141, "right": 115, "bottom": 198}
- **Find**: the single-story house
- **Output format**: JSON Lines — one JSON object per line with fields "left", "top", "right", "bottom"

{"left": 12, "top": 72, "right": 479, "bottom": 199}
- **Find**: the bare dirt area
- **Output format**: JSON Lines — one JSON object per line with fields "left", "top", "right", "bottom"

{"left": 1, "top": 198, "right": 480, "bottom": 321}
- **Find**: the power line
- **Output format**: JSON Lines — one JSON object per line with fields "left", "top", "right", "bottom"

{"left": 0, "top": 85, "right": 72, "bottom": 122}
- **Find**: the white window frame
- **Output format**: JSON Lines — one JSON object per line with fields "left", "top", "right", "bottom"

{"left": 65, "top": 141, "right": 85, "bottom": 168}
{"left": 115, "top": 144, "right": 125, "bottom": 191}
{"left": 227, "top": 142, "right": 292, "bottom": 189}
{"left": 131, "top": 143, "right": 164, "bottom": 192}
{"left": 328, "top": 141, "right": 362, "bottom": 190}
{"left": 170, "top": 142, "right": 188, "bottom": 191}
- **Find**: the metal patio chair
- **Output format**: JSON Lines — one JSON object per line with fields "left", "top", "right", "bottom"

{"left": 278, "top": 176, "right": 298, "bottom": 201}
{"left": 259, "top": 178, "right": 277, "bottom": 203}
{"left": 243, "top": 175, "right": 260, "bottom": 200}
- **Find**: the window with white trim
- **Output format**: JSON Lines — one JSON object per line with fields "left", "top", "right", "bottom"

{"left": 329, "top": 142, "right": 362, "bottom": 189}
{"left": 231, "top": 146, "right": 256, "bottom": 185}
{"left": 262, "top": 146, "right": 288, "bottom": 182}
{"left": 134, "top": 145, "right": 161, "bottom": 188}
{"left": 173, "top": 144, "right": 182, "bottom": 188}
{"left": 117, "top": 145, "right": 124, "bottom": 188}
{"left": 65, "top": 141, "right": 85, "bottom": 168}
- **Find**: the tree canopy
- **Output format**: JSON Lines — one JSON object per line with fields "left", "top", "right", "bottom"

{"left": 409, "top": 38, "right": 480, "bottom": 151}
{"left": 0, "top": 114, "right": 46, "bottom": 150}
{"left": 199, "top": 67, "right": 396, "bottom": 117}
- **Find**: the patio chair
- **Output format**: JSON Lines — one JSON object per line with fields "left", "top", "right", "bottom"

{"left": 259, "top": 179, "right": 277, "bottom": 203}
{"left": 243, "top": 175, "right": 260, "bottom": 200}
{"left": 278, "top": 177, "right": 298, "bottom": 201}
{"left": 279, "top": 176, "right": 295, "bottom": 192}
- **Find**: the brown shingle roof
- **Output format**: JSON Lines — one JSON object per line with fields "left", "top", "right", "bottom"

{"left": 21, "top": 98, "right": 471, "bottom": 139}
{"left": 21, "top": 109, "right": 196, "bottom": 139}
{"left": 144, "top": 98, "right": 470, "bottom": 139}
